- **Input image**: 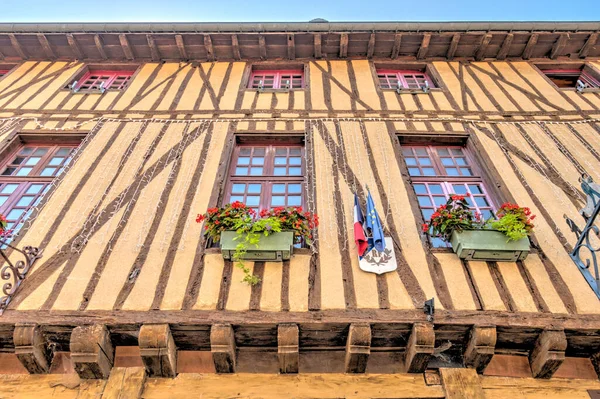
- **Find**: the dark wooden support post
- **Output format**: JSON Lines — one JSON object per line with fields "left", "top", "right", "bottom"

{"left": 417, "top": 33, "right": 431, "bottom": 59}
{"left": 367, "top": 33, "right": 376, "bottom": 59}
{"left": 529, "top": 328, "right": 567, "bottom": 379}
{"left": 463, "top": 325, "right": 496, "bottom": 373}
{"left": 232, "top": 35, "right": 241, "bottom": 60}
{"left": 204, "top": 34, "right": 215, "bottom": 61}
{"left": 391, "top": 33, "right": 402, "bottom": 59}
{"left": 287, "top": 34, "right": 295, "bottom": 60}
{"left": 440, "top": 368, "right": 485, "bottom": 399}
{"left": 314, "top": 34, "right": 322, "bottom": 59}
{"left": 404, "top": 322, "right": 435, "bottom": 373}
{"left": 211, "top": 324, "right": 236, "bottom": 373}
{"left": 147, "top": 34, "right": 160, "bottom": 62}
{"left": 278, "top": 323, "right": 299, "bottom": 374}
{"left": 8, "top": 34, "right": 27, "bottom": 60}
{"left": 339, "top": 33, "right": 348, "bottom": 58}
{"left": 258, "top": 35, "right": 267, "bottom": 60}
{"left": 37, "top": 34, "right": 55, "bottom": 59}
{"left": 345, "top": 323, "right": 371, "bottom": 373}
{"left": 522, "top": 33, "right": 539, "bottom": 59}
{"left": 119, "top": 34, "right": 135, "bottom": 60}
{"left": 13, "top": 323, "right": 51, "bottom": 374}
{"left": 550, "top": 33, "right": 569, "bottom": 59}
{"left": 94, "top": 34, "right": 108, "bottom": 60}
{"left": 591, "top": 352, "right": 600, "bottom": 379}
{"left": 580, "top": 32, "right": 598, "bottom": 58}
{"left": 175, "top": 34, "right": 188, "bottom": 60}
{"left": 66, "top": 33, "right": 84, "bottom": 60}
{"left": 475, "top": 33, "right": 493, "bottom": 61}
{"left": 139, "top": 324, "right": 177, "bottom": 377}
{"left": 496, "top": 33, "right": 514, "bottom": 60}
{"left": 447, "top": 33, "right": 460, "bottom": 59}
{"left": 70, "top": 324, "right": 114, "bottom": 379}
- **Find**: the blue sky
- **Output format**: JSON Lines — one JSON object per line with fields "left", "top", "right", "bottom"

{"left": 0, "top": 0, "right": 598, "bottom": 22}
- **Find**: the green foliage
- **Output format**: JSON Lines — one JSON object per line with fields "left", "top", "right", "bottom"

{"left": 422, "top": 195, "right": 483, "bottom": 242}
{"left": 489, "top": 203, "right": 535, "bottom": 241}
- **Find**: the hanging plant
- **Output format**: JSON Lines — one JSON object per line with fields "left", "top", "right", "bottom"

{"left": 488, "top": 203, "right": 536, "bottom": 241}
{"left": 422, "top": 195, "right": 483, "bottom": 242}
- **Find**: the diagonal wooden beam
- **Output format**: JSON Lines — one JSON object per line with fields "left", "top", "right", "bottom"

{"left": 119, "top": 34, "right": 135, "bottom": 60}
{"left": 367, "top": 33, "right": 376, "bottom": 59}
{"left": 204, "top": 34, "right": 215, "bottom": 61}
{"left": 496, "top": 33, "right": 514, "bottom": 60}
{"left": 287, "top": 33, "right": 295, "bottom": 60}
{"left": 66, "top": 33, "right": 84, "bottom": 60}
{"left": 447, "top": 33, "right": 460, "bottom": 60}
{"left": 579, "top": 32, "right": 598, "bottom": 58}
{"left": 146, "top": 34, "right": 160, "bottom": 62}
{"left": 231, "top": 34, "right": 241, "bottom": 60}
{"left": 8, "top": 34, "right": 27, "bottom": 60}
{"left": 94, "top": 34, "right": 108, "bottom": 60}
{"left": 391, "top": 33, "right": 402, "bottom": 59}
{"left": 417, "top": 33, "right": 431, "bottom": 60}
{"left": 258, "top": 35, "right": 267, "bottom": 60}
{"left": 37, "top": 34, "right": 55, "bottom": 59}
{"left": 475, "top": 33, "right": 493, "bottom": 61}
{"left": 175, "top": 34, "right": 188, "bottom": 60}
{"left": 522, "top": 33, "right": 539, "bottom": 60}
{"left": 550, "top": 33, "right": 569, "bottom": 59}
{"left": 0, "top": 48, "right": 4, "bottom": 60}
{"left": 314, "top": 33, "right": 322, "bottom": 58}
{"left": 339, "top": 33, "right": 348, "bottom": 58}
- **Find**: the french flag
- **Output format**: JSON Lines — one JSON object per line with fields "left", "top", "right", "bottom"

{"left": 354, "top": 194, "right": 369, "bottom": 258}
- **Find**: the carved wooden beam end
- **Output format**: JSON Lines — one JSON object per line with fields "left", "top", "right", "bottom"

{"left": 404, "top": 322, "right": 435, "bottom": 373}
{"left": 70, "top": 324, "right": 114, "bottom": 379}
{"left": 210, "top": 323, "right": 236, "bottom": 373}
{"left": 278, "top": 323, "right": 299, "bottom": 374}
{"left": 345, "top": 323, "right": 371, "bottom": 373}
{"left": 463, "top": 325, "right": 496, "bottom": 374}
{"left": 139, "top": 324, "right": 177, "bottom": 377}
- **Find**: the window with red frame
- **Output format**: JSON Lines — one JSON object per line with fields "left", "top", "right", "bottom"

{"left": 0, "top": 70, "right": 10, "bottom": 79}
{"left": 225, "top": 145, "right": 304, "bottom": 212}
{"left": 248, "top": 70, "right": 304, "bottom": 90}
{"left": 402, "top": 145, "right": 495, "bottom": 247}
{"left": 71, "top": 70, "right": 134, "bottom": 91}
{"left": 377, "top": 69, "right": 435, "bottom": 90}
{"left": 542, "top": 69, "right": 600, "bottom": 89}
{"left": 0, "top": 144, "right": 77, "bottom": 235}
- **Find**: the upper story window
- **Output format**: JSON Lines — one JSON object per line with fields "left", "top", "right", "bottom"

{"left": 248, "top": 70, "right": 304, "bottom": 90}
{"left": 537, "top": 64, "right": 600, "bottom": 91}
{"left": 377, "top": 69, "right": 436, "bottom": 91}
{"left": 0, "top": 64, "right": 16, "bottom": 80}
{"left": 71, "top": 70, "right": 134, "bottom": 92}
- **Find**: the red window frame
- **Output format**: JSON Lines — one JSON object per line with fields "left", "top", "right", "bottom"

{"left": 225, "top": 144, "right": 305, "bottom": 212}
{"left": 542, "top": 69, "right": 600, "bottom": 89}
{"left": 72, "top": 70, "right": 135, "bottom": 91}
{"left": 377, "top": 69, "right": 435, "bottom": 90}
{"left": 0, "top": 70, "right": 10, "bottom": 79}
{"left": 248, "top": 70, "right": 304, "bottom": 90}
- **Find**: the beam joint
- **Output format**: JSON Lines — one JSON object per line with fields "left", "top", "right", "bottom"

{"left": 8, "top": 34, "right": 27, "bottom": 60}
{"left": 522, "top": 33, "right": 539, "bottom": 60}
{"left": 475, "top": 33, "right": 493, "bottom": 61}
{"left": 139, "top": 324, "right": 177, "bottom": 378}
{"left": 278, "top": 323, "right": 299, "bottom": 374}
{"left": 550, "top": 33, "right": 569, "bottom": 59}
{"left": 119, "top": 34, "right": 135, "bottom": 61}
{"left": 94, "top": 34, "right": 108, "bottom": 60}
{"left": 447, "top": 33, "right": 460, "bottom": 60}
{"left": 210, "top": 324, "right": 236, "bottom": 373}
{"left": 579, "top": 32, "right": 598, "bottom": 58}
{"left": 404, "top": 322, "right": 434, "bottom": 373}
{"left": 497, "top": 33, "right": 514, "bottom": 60}
{"left": 13, "top": 323, "right": 51, "bottom": 374}
{"left": 66, "top": 33, "right": 84, "bottom": 60}
{"left": 463, "top": 325, "right": 496, "bottom": 374}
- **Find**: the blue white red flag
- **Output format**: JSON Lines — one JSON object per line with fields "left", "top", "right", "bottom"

{"left": 353, "top": 194, "right": 369, "bottom": 257}
{"left": 365, "top": 190, "right": 386, "bottom": 253}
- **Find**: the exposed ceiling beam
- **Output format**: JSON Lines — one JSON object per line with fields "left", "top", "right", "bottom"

{"left": 119, "top": 34, "right": 135, "bottom": 60}
{"left": 258, "top": 35, "right": 267, "bottom": 60}
{"left": 231, "top": 34, "right": 241, "bottom": 60}
{"left": 37, "top": 34, "right": 55, "bottom": 59}
{"left": 287, "top": 34, "right": 295, "bottom": 60}
{"left": 66, "top": 33, "right": 84, "bottom": 60}
{"left": 579, "top": 32, "right": 598, "bottom": 58}
{"left": 475, "top": 33, "right": 493, "bottom": 61}
{"left": 314, "top": 34, "right": 322, "bottom": 59}
{"left": 204, "top": 34, "right": 215, "bottom": 62}
{"left": 550, "top": 33, "right": 569, "bottom": 59}
{"left": 339, "top": 33, "right": 348, "bottom": 58}
{"left": 391, "top": 33, "right": 402, "bottom": 59}
{"left": 417, "top": 33, "right": 431, "bottom": 60}
{"left": 146, "top": 34, "right": 160, "bottom": 62}
{"left": 367, "top": 33, "right": 376, "bottom": 59}
{"left": 175, "top": 34, "right": 188, "bottom": 60}
{"left": 446, "top": 33, "right": 460, "bottom": 59}
{"left": 496, "top": 33, "right": 514, "bottom": 60}
{"left": 94, "top": 34, "right": 107, "bottom": 60}
{"left": 8, "top": 34, "right": 27, "bottom": 60}
{"left": 522, "top": 33, "right": 539, "bottom": 60}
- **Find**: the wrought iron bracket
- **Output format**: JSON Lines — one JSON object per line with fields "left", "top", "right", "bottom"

{"left": 0, "top": 241, "right": 43, "bottom": 315}
{"left": 565, "top": 175, "right": 600, "bottom": 299}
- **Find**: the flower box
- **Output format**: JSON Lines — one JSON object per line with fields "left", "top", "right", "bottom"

{"left": 220, "top": 231, "right": 294, "bottom": 262}
{"left": 450, "top": 230, "right": 530, "bottom": 262}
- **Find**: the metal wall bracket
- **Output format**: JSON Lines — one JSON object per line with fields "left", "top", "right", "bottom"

{"left": 0, "top": 242, "right": 43, "bottom": 315}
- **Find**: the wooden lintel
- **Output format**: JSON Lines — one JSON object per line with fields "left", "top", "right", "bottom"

{"left": 314, "top": 34, "right": 322, "bottom": 59}
{"left": 8, "top": 34, "right": 27, "bottom": 60}
{"left": 475, "top": 33, "right": 493, "bottom": 61}
{"left": 66, "top": 33, "right": 84, "bottom": 60}
{"left": 70, "top": 324, "right": 114, "bottom": 379}
{"left": 440, "top": 368, "right": 485, "bottom": 399}
{"left": 37, "top": 34, "right": 55, "bottom": 59}
{"left": 146, "top": 34, "right": 160, "bottom": 62}
{"left": 550, "top": 33, "right": 569, "bottom": 59}
{"left": 447, "top": 33, "right": 460, "bottom": 60}
{"left": 232, "top": 34, "right": 241, "bottom": 60}
{"left": 367, "top": 33, "right": 376, "bottom": 59}
{"left": 204, "top": 34, "right": 215, "bottom": 62}
{"left": 417, "top": 33, "right": 431, "bottom": 60}
{"left": 579, "top": 32, "right": 599, "bottom": 58}
{"left": 94, "top": 34, "right": 108, "bottom": 60}
{"left": 496, "top": 33, "right": 514, "bottom": 60}
{"left": 522, "top": 33, "right": 539, "bottom": 60}
{"left": 345, "top": 323, "right": 371, "bottom": 374}
{"left": 339, "top": 33, "right": 348, "bottom": 58}
{"left": 175, "top": 34, "right": 188, "bottom": 60}
{"left": 103, "top": 367, "right": 146, "bottom": 398}
{"left": 278, "top": 323, "right": 299, "bottom": 374}
{"left": 287, "top": 34, "right": 295, "bottom": 60}
{"left": 529, "top": 328, "right": 567, "bottom": 379}
{"left": 139, "top": 324, "right": 177, "bottom": 378}
{"left": 391, "top": 33, "right": 402, "bottom": 59}
{"left": 119, "top": 34, "right": 135, "bottom": 60}
{"left": 13, "top": 323, "right": 51, "bottom": 374}
{"left": 463, "top": 325, "right": 496, "bottom": 374}
{"left": 211, "top": 324, "right": 236, "bottom": 373}
{"left": 404, "top": 322, "right": 434, "bottom": 373}
{"left": 259, "top": 35, "right": 267, "bottom": 60}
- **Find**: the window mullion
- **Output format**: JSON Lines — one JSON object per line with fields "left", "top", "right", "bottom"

{"left": 428, "top": 145, "right": 445, "bottom": 175}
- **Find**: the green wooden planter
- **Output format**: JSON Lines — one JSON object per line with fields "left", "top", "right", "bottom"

{"left": 220, "top": 231, "right": 294, "bottom": 262}
{"left": 450, "top": 230, "right": 530, "bottom": 262}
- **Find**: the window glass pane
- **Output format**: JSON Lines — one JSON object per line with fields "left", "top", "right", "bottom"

{"left": 57, "top": 148, "right": 72, "bottom": 156}
{"left": 250, "top": 167, "right": 263, "bottom": 175}
{"left": 475, "top": 197, "right": 489, "bottom": 207}
{"left": 289, "top": 167, "right": 302, "bottom": 175}
{"left": 253, "top": 148, "right": 265, "bottom": 156}
{"left": 41, "top": 168, "right": 56, "bottom": 176}
{"left": 237, "top": 157, "right": 250, "bottom": 165}
{"left": 232, "top": 184, "right": 245, "bottom": 193}
{"left": 7, "top": 209, "right": 24, "bottom": 220}
{"left": 429, "top": 184, "right": 444, "bottom": 194}
{"left": 451, "top": 149, "right": 464, "bottom": 156}
{"left": 2, "top": 167, "right": 16, "bottom": 175}
{"left": 288, "top": 196, "right": 301, "bottom": 206}
{"left": 0, "top": 197, "right": 6, "bottom": 206}
{"left": 33, "top": 148, "right": 48, "bottom": 156}
{"left": 415, "top": 148, "right": 428, "bottom": 156}
{"left": 239, "top": 148, "right": 251, "bottom": 156}
{"left": 271, "top": 196, "right": 285, "bottom": 206}
{"left": 25, "top": 157, "right": 41, "bottom": 166}
{"left": 16, "top": 196, "right": 34, "bottom": 207}
{"left": 481, "top": 210, "right": 494, "bottom": 220}
{"left": 418, "top": 158, "right": 432, "bottom": 166}
{"left": 289, "top": 157, "right": 301, "bottom": 165}
{"left": 246, "top": 196, "right": 260, "bottom": 206}
{"left": 421, "top": 209, "right": 434, "bottom": 220}
{"left": 274, "top": 167, "right": 287, "bottom": 176}
{"left": 445, "top": 168, "right": 458, "bottom": 176}
{"left": 433, "top": 197, "right": 446, "bottom": 206}
{"left": 289, "top": 148, "right": 301, "bottom": 156}
{"left": 460, "top": 168, "right": 472, "bottom": 176}
{"left": 251, "top": 157, "right": 264, "bottom": 165}
{"left": 235, "top": 167, "right": 248, "bottom": 175}
{"left": 418, "top": 196, "right": 432, "bottom": 207}
{"left": 247, "top": 184, "right": 261, "bottom": 194}
{"left": 274, "top": 157, "right": 287, "bottom": 165}
{"left": 16, "top": 167, "right": 32, "bottom": 176}
{"left": 422, "top": 168, "right": 435, "bottom": 176}
{"left": 2, "top": 184, "right": 19, "bottom": 194}
{"left": 441, "top": 158, "right": 453, "bottom": 166}
{"left": 12, "top": 156, "right": 25, "bottom": 165}
{"left": 48, "top": 157, "right": 64, "bottom": 166}
{"left": 405, "top": 158, "right": 417, "bottom": 166}
{"left": 468, "top": 184, "right": 483, "bottom": 194}
{"left": 453, "top": 185, "right": 467, "bottom": 194}
{"left": 437, "top": 148, "right": 450, "bottom": 156}
{"left": 455, "top": 157, "right": 467, "bottom": 166}
{"left": 230, "top": 195, "right": 244, "bottom": 202}
{"left": 465, "top": 197, "right": 474, "bottom": 207}
{"left": 272, "top": 184, "right": 285, "bottom": 194}
{"left": 402, "top": 148, "right": 413, "bottom": 156}
{"left": 26, "top": 184, "right": 44, "bottom": 194}
{"left": 19, "top": 147, "right": 33, "bottom": 155}
{"left": 275, "top": 148, "right": 287, "bottom": 155}
{"left": 408, "top": 168, "right": 421, "bottom": 176}
{"left": 413, "top": 184, "right": 427, "bottom": 194}
{"left": 289, "top": 184, "right": 302, "bottom": 193}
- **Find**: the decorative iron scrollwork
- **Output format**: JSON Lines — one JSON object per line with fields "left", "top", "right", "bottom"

{"left": 565, "top": 175, "right": 600, "bottom": 299}
{"left": 0, "top": 242, "right": 43, "bottom": 315}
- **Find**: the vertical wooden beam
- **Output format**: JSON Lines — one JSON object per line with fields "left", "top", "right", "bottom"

{"left": 417, "top": 33, "right": 431, "bottom": 60}
{"left": 367, "top": 33, "right": 376, "bottom": 59}
{"left": 447, "top": 33, "right": 460, "bottom": 60}
{"left": 404, "top": 322, "right": 435, "bottom": 373}
{"left": 550, "top": 33, "right": 569, "bottom": 59}
{"left": 496, "top": 33, "right": 514, "bottom": 60}
{"left": 522, "top": 33, "right": 539, "bottom": 60}
{"left": 102, "top": 367, "right": 146, "bottom": 399}
{"left": 94, "top": 34, "right": 108, "bottom": 60}
{"left": 345, "top": 323, "right": 371, "bottom": 373}
{"left": 70, "top": 324, "right": 114, "bottom": 379}
{"left": 211, "top": 324, "right": 236, "bottom": 373}
{"left": 278, "top": 323, "right": 299, "bottom": 374}
{"left": 139, "top": 324, "right": 177, "bottom": 378}
{"left": 8, "top": 34, "right": 27, "bottom": 60}
{"left": 232, "top": 34, "right": 241, "bottom": 60}
{"left": 439, "top": 368, "right": 485, "bottom": 399}
{"left": 204, "top": 34, "right": 215, "bottom": 61}
{"left": 175, "top": 34, "right": 188, "bottom": 60}
{"left": 314, "top": 34, "right": 322, "bottom": 59}
{"left": 119, "top": 34, "right": 135, "bottom": 60}
{"left": 287, "top": 33, "right": 296, "bottom": 60}
{"left": 529, "top": 328, "right": 567, "bottom": 379}
{"left": 66, "top": 33, "right": 84, "bottom": 60}
{"left": 259, "top": 35, "right": 267, "bottom": 60}
{"left": 463, "top": 326, "right": 496, "bottom": 374}
{"left": 13, "top": 323, "right": 51, "bottom": 374}
{"left": 37, "top": 34, "right": 55, "bottom": 59}
{"left": 391, "top": 33, "right": 402, "bottom": 59}
{"left": 339, "top": 33, "right": 348, "bottom": 58}
{"left": 475, "top": 33, "right": 493, "bottom": 61}
{"left": 579, "top": 32, "right": 598, "bottom": 58}
{"left": 146, "top": 34, "right": 160, "bottom": 62}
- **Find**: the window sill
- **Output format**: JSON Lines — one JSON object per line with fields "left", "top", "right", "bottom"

{"left": 556, "top": 87, "right": 600, "bottom": 93}
{"left": 246, "top": 88, "right": 305, "bottom": 93}
{"left": 381, "top": 88, "right": 442, "bottom": 94}
{"left": 61, "top": 89, "right": 124, "bottom": 94}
